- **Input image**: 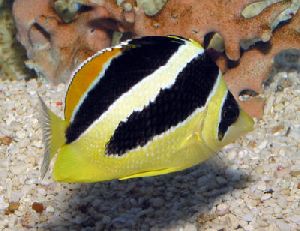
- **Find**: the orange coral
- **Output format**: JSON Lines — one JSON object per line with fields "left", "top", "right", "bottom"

{"left": 13, "top": 0, "right": 300, "bottom": 116}
{"left": 224, "top": 10, "right": 300, "bottom": 118}
{"left": 13, "top": 0, "right": 112, "bottom": 83}
{"left": 103, "top": 0, "right": 292, "bottom": 59}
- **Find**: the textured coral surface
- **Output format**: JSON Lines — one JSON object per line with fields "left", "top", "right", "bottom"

{"left": 224, "top": 10, "right": 300, "bottom": 118}
{"left": 13, "top": 0, "right": 112, "bottom": 83}
{"left": 12, "top": 0, "right": 300, "bottom": 116}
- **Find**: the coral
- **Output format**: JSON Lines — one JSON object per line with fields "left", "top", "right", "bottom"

{"left": 269, "top": 0, "right": 299, "bottom": 30}
{"left": 13, "top": 0, "right": 112, "bottom": 83}
{"left": 0, "top": 1, "right": 30, "bottom": 80}
{"left": 242, "top": 0, "right": 299, "bottom": 29}
{"left": 136, "top": 0, "right": 168, "bottom": 16}
{"left": 12, "top": 0, "right": 300, "bottom": 116}
{"left": 273, "top": 49, "right": 300, "bottom": 72}
{"left": 242, "top": 0, "right": 284, "bottom": 18}
{"left": 223, "top": 9, "right": 300, "bottom": 118}
{"left": 53, "top": 0, "right": 86, "bottom": 23}
{"left": 124, "top": 0, "right": 295, "bottom": 60}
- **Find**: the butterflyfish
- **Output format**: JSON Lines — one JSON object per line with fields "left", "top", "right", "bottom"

{"left": 39, "top": 36, "right": 254, "bottom": 183}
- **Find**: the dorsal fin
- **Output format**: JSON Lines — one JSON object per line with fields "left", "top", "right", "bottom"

{"left": 65, "top": 36, "right": 192, "bottom": 121}
{"left": 64, "top": 36, "right": 192, "bottom": 122}
{"left": 65, "top": 36, "right": 195, "bottom": 143}
{"left": 64, "top": 47, "right": 122, "bottom": 121}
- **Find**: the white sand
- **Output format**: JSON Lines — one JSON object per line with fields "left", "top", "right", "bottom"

{"left": 0, "top": 72, "right": 299, "bottom": 230}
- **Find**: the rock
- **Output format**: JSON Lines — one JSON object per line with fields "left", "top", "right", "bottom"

{"left": 225, "top": 168, "right": 241, "bottom": 182}
{"left": 256, "top": 140, "right": 268, "bottom": 151}
{"left": 260, "top": 194, "right": 272, "bottom": 202}
{"left": 271, "top": 124, "right": 285, "bottom": 134}
{"left": 32, "top": 202, "right": 44, "bottom": 213}
{"left": 197, "top": 174, "right": 213, "bottom": 186}
{"left": 95, "top": 221, "right": 104, "bottom": 230}
{"left": 136, "top": 0, "right": 168, "bottom": 16}
{"left": 1, "top": 73, "right": 300, "bottom": 229}
{"left": 275, "top": 220, "right": 291, "bottom": 231}
{"left": 242, "top": 213, "right": 253, "bottom": 222}
{"left": 4, "top": 201, "right": 20, "bottom": 215}
{"left": 0, "top": 195, "right": 8, "bottom": 211}
{"left": 102, "top": 215, "right": 111, "bottom": 224}
{"left": 45, "top": 206, "right": 55, "bottom": 213}
{"left": 150, "top": 197, "right": 164, "bottom": 208}
{"left": 13, "top": 0, "right": 112, "bottom": 83}
{"left": 274, "top": 49, "right": 300, "bottom": 72}
{"left": 290, "top": 166, "right": 300, "bottom": 177}
{"left": 53, "top": 0, "right": 85, "bottom": 23}
{"left": 289, "top": 215, "right": 300, "bottom": 225}
{"left": 256, "top": 181, "right": 266, "bottom": 191}
{"left": 182, "top": 223, "right": 197, "bottom": 231}
{"left": 21, "top": 211, "right": 35, "bottom": 228}
{"left": 274, "top": 166, "right": 291, "bottom": 178}
{"left": 111, "top": 215, "right": 133, "bottom": 228}
{"left": 197, "top": 213, "right": 216, "bottom": 225}
{"left": 289, "top": 125, "right": 300, "bottom": 140}
{"left": 123, "top": 2, "right": 133, "bottom": 12}
{"left": 0, "top": 136, "right": 13, "bottom": 145}
{"left": 216, "top": 176, "right": 228, "bottom": 185}
{"left": 216, "top": 203, "right": 229, "bottom": 216}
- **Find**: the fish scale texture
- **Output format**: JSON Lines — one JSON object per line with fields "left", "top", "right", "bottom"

{"left": 106, "top": 53, "right": 218, "bottom": 155}
{"left": 66, "top": 37, "right": 181, "bottom": 144}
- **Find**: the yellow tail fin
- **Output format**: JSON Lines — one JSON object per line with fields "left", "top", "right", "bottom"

{"left": 38, "top": 95, "right": 67, "bottom": 179}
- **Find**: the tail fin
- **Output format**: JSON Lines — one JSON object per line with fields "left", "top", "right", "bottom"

{"left": 38, "top": 95, "right": 67, "bottom": 179}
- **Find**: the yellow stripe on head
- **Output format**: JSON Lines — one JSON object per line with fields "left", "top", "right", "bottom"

{"left": 64, "top": 48, "right": 122, "bottom": 121}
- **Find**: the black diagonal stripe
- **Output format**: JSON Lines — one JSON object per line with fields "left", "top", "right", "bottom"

{"left": 218, "top": 91, "right": 240, "bottom": 141}
{"left": 106, "top": 51, "right": 219, "bottom": 156}
{"left": 65, "top": 36, "right": 184, "bottom": 144}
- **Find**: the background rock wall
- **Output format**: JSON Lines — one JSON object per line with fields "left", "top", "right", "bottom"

{"left": 0, "top": 0, "right": 32, "bottom": 80}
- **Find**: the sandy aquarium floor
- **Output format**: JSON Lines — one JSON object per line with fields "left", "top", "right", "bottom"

{"left": 0, "top": 72, "right": 299, "bottom": 231}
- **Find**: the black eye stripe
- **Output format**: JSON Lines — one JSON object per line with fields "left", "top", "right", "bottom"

{"left": 218, "top": 91, "right": 240, "bottom": 141}
{"left": 106, "top": 51, "right": 219, "bottom": 156}
{"left": 65, "top": 37, "right": 183, "bottom": 144}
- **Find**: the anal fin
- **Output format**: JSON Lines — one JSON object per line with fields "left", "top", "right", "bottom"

{"left": 119, "top": 167, "right": 184, "bottom": 180}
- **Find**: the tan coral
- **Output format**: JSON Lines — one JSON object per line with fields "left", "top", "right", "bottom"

{"left": 53, "top": 0, "right": 87, "bottom": 23}
{"left": 12, "top": 0, "right": 300, "bottom": 117}
{"left": 118, "top": 0, "right": 290, "bottom": 60}
{"left": 89, "top": 0, "right": 300, "bottom": 117}
{"left": 13, "top": 0, "right": 112, "bottom": 83}
{"left": 136, "top": 0, "right": 168, "bottom": 16}
{"left": 224, "top": 10, "right": 300, "bottom": 118}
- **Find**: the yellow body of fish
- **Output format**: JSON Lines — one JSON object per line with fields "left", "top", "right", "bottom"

{"left": 39, "top": 36, "right": 254, "bottom": 183}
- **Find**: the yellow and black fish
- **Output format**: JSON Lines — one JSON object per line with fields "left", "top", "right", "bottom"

{"left": 39, "top": 36, "right": 254, "bottom": 183}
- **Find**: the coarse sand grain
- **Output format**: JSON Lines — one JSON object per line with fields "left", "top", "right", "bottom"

{"left": 0, "top": 72, "right": 299, "bottom": 230}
